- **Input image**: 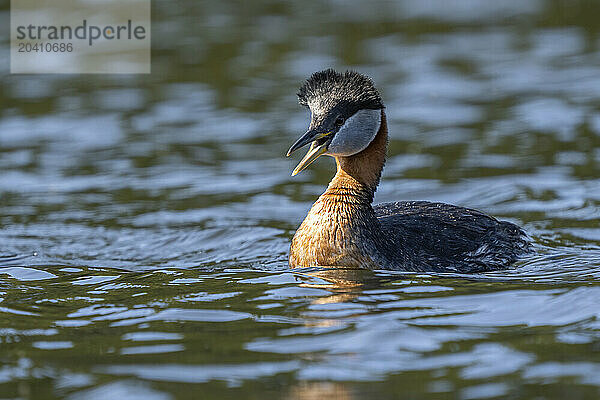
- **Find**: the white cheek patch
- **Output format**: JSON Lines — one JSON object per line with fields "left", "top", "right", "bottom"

{"left": 326, "top": 109, "right": 381, "bottom": 157}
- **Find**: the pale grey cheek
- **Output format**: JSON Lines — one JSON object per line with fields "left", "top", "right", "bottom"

{"left": 327, "top": 109, "right": 381, "bottom": 157}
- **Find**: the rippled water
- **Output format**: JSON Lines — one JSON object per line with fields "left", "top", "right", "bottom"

{"left": 2, "top": 0, "right": 600, "bottom": 398}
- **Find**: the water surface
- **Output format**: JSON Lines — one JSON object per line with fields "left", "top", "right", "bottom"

{"left": 1, "top": 0, "right": 600, "bottom": 398}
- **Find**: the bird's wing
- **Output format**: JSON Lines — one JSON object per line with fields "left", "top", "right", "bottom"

{"left": 374, "top": 201, "right": 524, "bottom": 259}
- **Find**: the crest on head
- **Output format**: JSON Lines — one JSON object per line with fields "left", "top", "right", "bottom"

{"left": 297, "top": 69, "right": 384, "bottom": 115}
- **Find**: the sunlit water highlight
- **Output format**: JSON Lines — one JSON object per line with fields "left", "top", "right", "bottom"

{"left": 1, "top": 0, "right": 600, "bottom": 398}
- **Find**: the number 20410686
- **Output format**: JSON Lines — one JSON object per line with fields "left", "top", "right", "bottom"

{"left": 18, "top": 42, "right": 73, "bottom": 52}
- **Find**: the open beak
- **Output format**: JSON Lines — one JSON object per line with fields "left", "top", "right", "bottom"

{"left": 286, "top": 130, "right": 332, "bottom": 176}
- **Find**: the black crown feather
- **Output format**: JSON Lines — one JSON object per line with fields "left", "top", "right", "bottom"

{"left": 297, "top": 69, "right": 384, "bottom": 110}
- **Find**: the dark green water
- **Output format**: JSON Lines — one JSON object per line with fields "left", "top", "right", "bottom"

{"left": 1, "top": 0, "right": 600, "bottom": 398}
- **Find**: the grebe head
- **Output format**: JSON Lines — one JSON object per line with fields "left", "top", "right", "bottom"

{"left": 287, "top": 69, "right": 385, "bottom": 176}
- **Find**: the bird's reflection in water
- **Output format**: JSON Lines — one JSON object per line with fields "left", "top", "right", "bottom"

{"left": 291, "top": 267, "right": 396, "bottom": 305}
{"left": 287, "top": 381, "right": 354, "bottom": 400}
{"left": 292, "top": 267, "right": 383, "bottom": 288}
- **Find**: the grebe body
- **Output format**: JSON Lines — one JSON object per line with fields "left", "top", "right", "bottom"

{"left": 287, "top": 70, "right": 529, "bottom": 272}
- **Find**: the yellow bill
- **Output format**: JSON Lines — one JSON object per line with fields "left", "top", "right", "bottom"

{"left": 291, "top": 140, "right": 328, "bottom": 176}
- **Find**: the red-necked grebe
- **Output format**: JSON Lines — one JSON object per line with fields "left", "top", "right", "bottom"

{"left": 287, "top": 69, "right": 530, "bottom": 272}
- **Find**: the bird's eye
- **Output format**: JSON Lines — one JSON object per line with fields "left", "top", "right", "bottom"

{"left": 335, "top": 116, "right": 345, "bottom": 126}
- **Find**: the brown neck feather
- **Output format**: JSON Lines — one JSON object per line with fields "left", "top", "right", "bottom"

{"left": 326, "top": 109, "right": 388, "bottom": 203}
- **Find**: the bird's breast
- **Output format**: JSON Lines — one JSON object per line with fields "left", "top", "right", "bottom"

{"left": 289, "top": 198, "right": 381, "bottom": 269}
